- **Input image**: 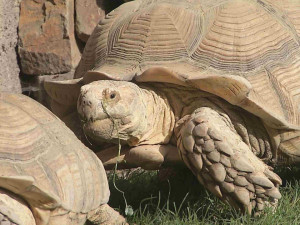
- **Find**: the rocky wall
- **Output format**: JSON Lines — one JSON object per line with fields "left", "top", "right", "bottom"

{"left": 17, "top": 0, "right": 127, "bottom": 104}
{"left": 0, "top": 0, "right": 128, "bottom": 100}
{"left": 0, "top": 0, "right": 22, "bottom": 93}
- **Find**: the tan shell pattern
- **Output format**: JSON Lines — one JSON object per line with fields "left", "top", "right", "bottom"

{"left": 75, "top": 0, "right": 300, "bottom": 129}
{"left": 0, "top": 93, "right": 109, "bottom": 214}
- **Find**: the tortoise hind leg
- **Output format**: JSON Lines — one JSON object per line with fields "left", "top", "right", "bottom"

{"left": 0, "top": 189, "right": 36, "bottom": 225}
{"left": 87, "top": 204, "right": 127, "bottom": 225}
{"left": 175, "top": 107, "right": 282, "bottom": 214}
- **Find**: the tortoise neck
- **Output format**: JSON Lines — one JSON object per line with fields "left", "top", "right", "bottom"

{"left": 136, "top": 85, "right": 175, "bottom": 145}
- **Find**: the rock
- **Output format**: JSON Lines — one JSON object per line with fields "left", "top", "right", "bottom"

{"left": 18, "top": 0, "right": 81, "bottom": 75}
{"left": 0, "top": 0, "right": 22, "bottom": 93}
{"left": 75, "top": 0, "right": 132, "bottom": 43}
{"left": 75, "top": 0, "right": 105, "bottom": 42}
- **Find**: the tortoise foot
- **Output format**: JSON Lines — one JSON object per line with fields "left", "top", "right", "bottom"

{"left": 88, "top": 204, "right": 127, "bottom": 225}
{"left": 0, "top": 189, "right": 36, "bottom": 225}
{"left": 176, "top": 107, "right": 282, "bottom": 214}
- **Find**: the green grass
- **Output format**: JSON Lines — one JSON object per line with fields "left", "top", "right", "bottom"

{"left": 108, "top": 166, "right": 300, "bottom": 225}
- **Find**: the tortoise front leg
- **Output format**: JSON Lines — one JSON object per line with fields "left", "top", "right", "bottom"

{"left": 88, "top": 204, "right": 127, "bottom": 225}
{"left": 96, "top": 145, "right": 182, "bottom": 170}
{"left": 0, "top": 188, "right": 36, "bottom": 225}
{"left": 176, "top": 107, "right": 282, "bottom": 214}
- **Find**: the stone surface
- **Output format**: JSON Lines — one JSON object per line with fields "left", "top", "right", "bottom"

{"left": 18, "top": 0, "right": 81, "bottom": 75}
{"left": 75, "top": 0, "right": 105, "bottom": 42}
{"left": 0, "top": 0, "right": 22, "bottom": 93}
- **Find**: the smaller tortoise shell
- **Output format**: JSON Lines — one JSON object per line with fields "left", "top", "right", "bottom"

{"left": 0, "top": 93, "right": 109, "bottom": 219}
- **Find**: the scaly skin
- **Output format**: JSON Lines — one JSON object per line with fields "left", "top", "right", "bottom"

{"left": 77, "top": 80, "right": 295, "bottom": 213}
{"left": 175, "top": 107, "right": 281, "bottom": 213}
{"left": 88, "top": 204, "right": 127, "bottom": 225}
{"left": 0, "top": 189, "right": 35, "bottom": 225}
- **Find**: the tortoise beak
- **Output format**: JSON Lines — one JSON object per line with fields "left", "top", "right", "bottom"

{"left": 77, "top": 85, "right": 119, "bottom": 144}
{"left": 77, "top": 85, "right": 107, "bottom": 123}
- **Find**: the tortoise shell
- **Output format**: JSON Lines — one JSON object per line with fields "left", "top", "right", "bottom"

{"left": 0, "top": 93, "right": 109, "bottom": 223}
{"left": 48, "top": 0, "right": 300, "bottom": 130}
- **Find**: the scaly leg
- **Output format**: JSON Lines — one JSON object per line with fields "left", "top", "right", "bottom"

{"left": 175, "top": 107, "right": 282, "bottom": 213}
{"left": 88, "top": 204, "right": 127, "bottom": 225}
{"left": 0, "top": 189, "right": 36, "bottom": 225}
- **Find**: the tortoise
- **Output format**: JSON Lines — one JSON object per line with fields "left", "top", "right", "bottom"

{"left": 0, "top": 93, "right": 127, "bottom": 225}
{"left": 45, "top": 0, "right": 300, "bottom": 214}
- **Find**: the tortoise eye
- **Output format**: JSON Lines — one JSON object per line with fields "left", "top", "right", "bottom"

{"left": 102, "top": 89, "right": 118, "bottom": 102}
{"left": 110, "top": 93, "right": 116, "bottom": 99}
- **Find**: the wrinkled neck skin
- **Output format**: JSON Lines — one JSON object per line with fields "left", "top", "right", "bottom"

{"left": 137, "top": 83, "right": 275, "bottom": 163}
{"left": 134, "top": 84, "right": 175, "bottom": 146}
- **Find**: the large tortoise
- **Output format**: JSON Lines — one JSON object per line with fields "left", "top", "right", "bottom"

{"left": 0, "top": 93, "right": 126, "bottom": 225}
{"left": 45, "top": 0, "right": 300, "bottom": 214}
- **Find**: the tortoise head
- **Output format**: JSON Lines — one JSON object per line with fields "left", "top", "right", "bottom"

{"left": 77, "top": 80, "right": 148, "bottom": 146}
